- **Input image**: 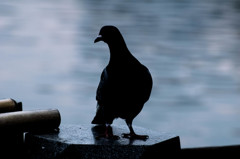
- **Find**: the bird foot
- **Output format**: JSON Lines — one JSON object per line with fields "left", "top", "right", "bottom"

{"left": 93, "top": 125, "right": 120, "bottom": 140}
{"left": 122, "top": 133, "right": 149, "bottom": 140}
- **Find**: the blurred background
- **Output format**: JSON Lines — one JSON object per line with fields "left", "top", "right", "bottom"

{"left": 0, "top": 0, "right": 240, "bottom": 148}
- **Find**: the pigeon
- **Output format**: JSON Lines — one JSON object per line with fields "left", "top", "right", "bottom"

{"left": 92, "top": 25, "right": 153, "bottom": 140}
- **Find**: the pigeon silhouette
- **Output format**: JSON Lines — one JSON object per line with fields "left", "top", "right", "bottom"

{"left": 92, "top": 25, "right": 153, "bottom": 140}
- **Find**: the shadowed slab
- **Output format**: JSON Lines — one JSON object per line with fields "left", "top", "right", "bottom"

{"left": 25, "top": 124, "right": 180, "bottom": 159}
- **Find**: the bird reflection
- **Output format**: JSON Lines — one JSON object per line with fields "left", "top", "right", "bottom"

{"left": 91, "top": 125, "right": 120, "bottom": 145}
{"left": 91, "top": 125, "right": 141, "bottom": 145}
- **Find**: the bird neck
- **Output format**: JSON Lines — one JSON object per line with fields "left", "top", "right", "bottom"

{"left": 108, "top": 42, "right": 131, "bottom": 66}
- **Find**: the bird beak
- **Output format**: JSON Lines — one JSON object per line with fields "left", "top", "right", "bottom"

{"left": 94, "top": 35, "right": 103, "bottom": 43}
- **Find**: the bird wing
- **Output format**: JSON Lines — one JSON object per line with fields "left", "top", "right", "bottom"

{"left": 92, "top": 62, "right": 153, "bottom": 124}
{"left": 92, "top": 68, "right": 109, "bottom": 124}
{"left": 96, "top": 68, "right": 109, "bottom": 102}
{"left": 139, "top": 66, "right": 153, "bottom": 103}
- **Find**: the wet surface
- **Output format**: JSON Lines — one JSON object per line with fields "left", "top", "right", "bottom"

{"left": 33, "top": 124, "right": 177, "bottom": 146}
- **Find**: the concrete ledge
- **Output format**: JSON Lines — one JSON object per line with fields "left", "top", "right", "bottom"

{"left": 25, "top": 124, "right": 180, "bottom": 159}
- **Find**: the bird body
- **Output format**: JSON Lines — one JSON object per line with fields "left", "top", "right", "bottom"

{"left": 92, "top": 26, "right": 152, "bottom": 140}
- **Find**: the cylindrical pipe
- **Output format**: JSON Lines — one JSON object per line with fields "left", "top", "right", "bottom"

{"left": 0, "top": 109, "right": 61, "bottom": 132}
{"left": 0, "top": 98, "right": 22, "bottom": 113}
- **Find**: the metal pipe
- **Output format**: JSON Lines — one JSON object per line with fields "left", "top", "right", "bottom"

{"left": 0, "top": 98, "right": 22, "bottom": 113}
{"left": 0, "top": 109, "right": 61, "bottom": 132}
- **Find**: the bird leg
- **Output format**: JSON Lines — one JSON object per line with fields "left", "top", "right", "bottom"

{"left": 95, "top": 124, "right": 119, "bottom": 140}
{"left": 122, "top": 121, "right": 149, "bottom": 140}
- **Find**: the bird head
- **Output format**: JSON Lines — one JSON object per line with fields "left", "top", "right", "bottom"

{"left": 94, "top": 25, "right": 124, "bottom": 45}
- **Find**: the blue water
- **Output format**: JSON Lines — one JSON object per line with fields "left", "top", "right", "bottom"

{"left": 1, "top": 0, "right": 240, "bottom": 148}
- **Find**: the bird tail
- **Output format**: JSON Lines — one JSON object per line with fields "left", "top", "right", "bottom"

{"left": 91, "top": 104, "right": 105, "bottom": 124}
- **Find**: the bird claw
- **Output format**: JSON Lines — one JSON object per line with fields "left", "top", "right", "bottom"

{"left": 122, "top": 133, "right": 149, "bottom": 140}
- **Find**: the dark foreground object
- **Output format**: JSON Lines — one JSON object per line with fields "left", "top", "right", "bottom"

{"left": 181, "top": 145, "right": 240, "bottom": 158}
{"left": 0, "top": 109, "right": 61, "bottom": 158}
{"left": 25, "top": 124, "right": 180, "bottom": 159}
